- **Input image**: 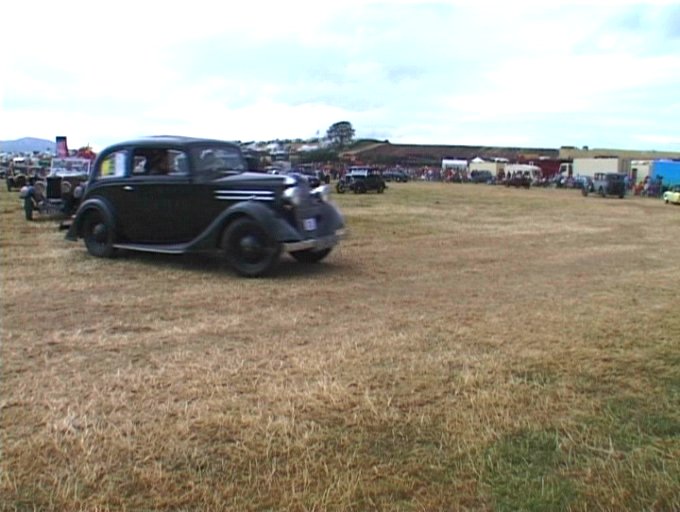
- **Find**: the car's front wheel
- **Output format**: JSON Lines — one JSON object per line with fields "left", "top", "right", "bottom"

{"left": 82, "top": 210, "right": 116, "bottom": 258}
{"left": 290, "top": 248, "right": 332, "bottom": 264}
{"left": 222, "top": 218, "right": 281, "bottom": 277}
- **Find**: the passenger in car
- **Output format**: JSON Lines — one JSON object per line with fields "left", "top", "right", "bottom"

{"left": 145, "top": 150, "right": 169, "bottom": 175}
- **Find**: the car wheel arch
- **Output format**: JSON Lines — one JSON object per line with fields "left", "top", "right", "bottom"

{"left": 215, "top": 202, "right": 280, "bottom": 249}
{"left": 73, "top": 198, "right": 117, "bottom": 238}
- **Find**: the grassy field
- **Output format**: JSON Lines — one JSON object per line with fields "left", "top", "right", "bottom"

{"left": 1, "top": 182, "right": 679, "bottom": 511}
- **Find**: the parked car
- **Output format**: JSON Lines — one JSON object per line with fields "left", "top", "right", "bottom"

{"left": 663, "top": 185, "right": 680, "bottom": 204}
{"left": 469, "top": 170, "right": 494, "bottom": 184}
{"left": 289, "top": 168, "right": 329, "bottom": 188}
{"left": 573, "top": 176, "right": 590, "bottom": 190}
{"left": 6, "top": 171, "right": 28, "bottom": 191}
{"left": 582, "top": 173, "right": 626, "bottom": 198}
{"left": 65, "top": 136, "right": 346, "bottom": 277}
{"left": 6, "top": 166, "right": 47, "bottom": 191}
{"left": 20, "top": 157, "right": 91, "bottom": 220}
{"left": 505, "top": 172, "right": 532, "bottom": 188}
{"left": 383, "top": 169, "right": 409, "bottom": 182}
{"left": 336, "top": 167, "right": 386, "bottom": 194}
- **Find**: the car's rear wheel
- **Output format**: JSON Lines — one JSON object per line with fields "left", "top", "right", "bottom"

{"left": 222, "top": 218, "right": 281, "bottom": 277}
{"left": 83, "top": 210, "right": 115, "bottom": 258}
{"left": 290, "top": 247, "right": 332, "bottom": 264}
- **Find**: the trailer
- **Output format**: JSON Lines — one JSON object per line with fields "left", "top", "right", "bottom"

{"left": 650, "top": 160, "right": 680, "bottom": 187}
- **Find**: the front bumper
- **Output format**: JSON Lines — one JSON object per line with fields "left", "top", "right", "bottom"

{"left": 283, "top": 228, "right": 347, "bottom": 252}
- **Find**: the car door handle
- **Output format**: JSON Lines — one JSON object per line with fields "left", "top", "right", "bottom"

{"left": 123, "top": 185, "right": 134, "bottom": 191}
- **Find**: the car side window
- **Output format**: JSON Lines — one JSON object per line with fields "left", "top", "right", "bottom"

{"left": 97, "top": 151, "right": 127, "bottom": 179}
{"left": 165, "top": 150, "right": 188, "bottom": 175}
{"left": 132, "top": 149, "right": 189, "bottom": 176}
{"left": 192, "top": 146, "right": 246, "bottom": 181}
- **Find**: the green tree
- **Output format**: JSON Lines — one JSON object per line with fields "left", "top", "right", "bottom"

{"left": 326, "top": 121, "right": 355, "bottom": 148}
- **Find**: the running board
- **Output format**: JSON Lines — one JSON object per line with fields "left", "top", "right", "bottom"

{"left": 113, "top": 242, "right": 190, "bottom": 254}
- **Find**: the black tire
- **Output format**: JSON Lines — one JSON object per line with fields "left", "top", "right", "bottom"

{"left": 221, "top": 218, "right": 281, "bottom": 277}
{"left": 336, "top": 182, "right": 346, "bottom": 194}
{"left": 377, "top": 183, "right": 385, "bottom": 193}
{"left": 82, "top": 210, "right": 116, "bottom": 258}
{"left": 24, "top": 197, "right": 34, "bottom": 220}
{"left": 290, "top": 247, "right": 332, "bottom": 264}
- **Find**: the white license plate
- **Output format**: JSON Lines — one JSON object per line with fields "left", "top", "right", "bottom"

{"left": 303, "top": 218, "right": 317, "bottom": 231}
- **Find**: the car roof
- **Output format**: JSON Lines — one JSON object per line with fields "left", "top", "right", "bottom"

{"left": 102, "top": 136, "right": 242, "bottom": 152}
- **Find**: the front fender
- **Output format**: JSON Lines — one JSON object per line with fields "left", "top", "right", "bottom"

{"left": 186, "top": 200, "right": 298, "bottom": 251}
{"left": 65, "top": 196, "right": 116, "bottom": 241}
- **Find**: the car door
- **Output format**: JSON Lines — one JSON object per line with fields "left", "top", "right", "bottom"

{"left": 367, "top": 171, "right": 380, "bottom": 190}
{"left": 116, "top": 149, "right": 194, "bottom": 243}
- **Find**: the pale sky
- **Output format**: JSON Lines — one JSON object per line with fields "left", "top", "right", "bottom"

{"left": 2, "top": 0, "right": 679, "bottom": 152}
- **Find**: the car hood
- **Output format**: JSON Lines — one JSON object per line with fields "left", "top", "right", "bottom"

{"left": 214, "top": 172, "right": 293, "bottom": 186}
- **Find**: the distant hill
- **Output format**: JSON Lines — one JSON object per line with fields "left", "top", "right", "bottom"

{"left": 341, "top": 142, "right": 560, "bottom": 166}
{"left": 0, "top": 137, "right": 55, "bottom": 154}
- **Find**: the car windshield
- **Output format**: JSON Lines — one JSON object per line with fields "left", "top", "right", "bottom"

{"left": 193, "top": 146, "right": 246, "bottom": 174}
{"left": 50, "top": 158, "right": 91, "bottom": 175}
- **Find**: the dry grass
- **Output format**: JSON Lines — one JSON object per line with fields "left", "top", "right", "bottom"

{"left": 1, "top": 183, "right": 679, "bottom": 511}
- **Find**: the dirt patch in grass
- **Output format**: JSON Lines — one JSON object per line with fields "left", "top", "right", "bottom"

{"left": 2, "top": 183, "right": 679, "bottom": 510}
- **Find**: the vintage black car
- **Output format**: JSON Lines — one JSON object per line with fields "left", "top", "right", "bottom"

{"left": 581, "top": 173, "right": 626, "bottom": 198}
{"left": 382, "top": 169, "right": 409, "bottom": 183}
{"left": 65, "top": 136, "right": 346, "bottom": 277}
{"left": 20, "top": 157, "right": 90, "bottom": 220}
{"left": 336, "top": 167, "right": 386, "bottom": 194}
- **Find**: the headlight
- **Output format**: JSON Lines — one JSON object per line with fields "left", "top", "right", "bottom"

{"left": 312, "top": 184, "right": 331, "bottom": 202}
{"left": 283, "top": 186, "right": 303, "bottom": 206}
{"left": 73, "top": 185, "right": 85, "bottom": 199}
